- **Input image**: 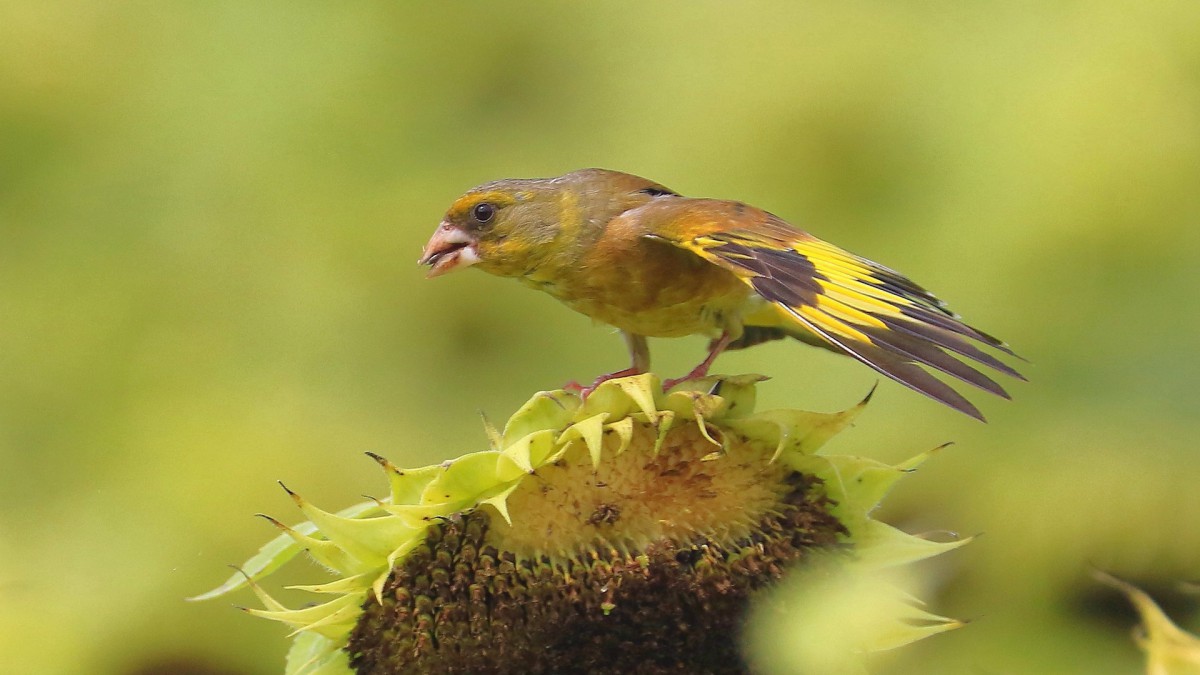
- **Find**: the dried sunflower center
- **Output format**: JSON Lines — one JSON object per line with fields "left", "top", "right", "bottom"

{"left": 491, "top": 421, "right": 794, "bottom": 558}
{"left": 348, "top": 418, "right": 847, "bottom": 675}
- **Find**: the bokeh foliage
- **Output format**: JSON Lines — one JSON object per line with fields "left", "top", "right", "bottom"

{"left": 2, "top": 2, "right": 1198, "bottom": 673}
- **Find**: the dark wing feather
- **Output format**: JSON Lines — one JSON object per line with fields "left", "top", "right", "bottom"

{"left": 667, "top": 224, "right": 1021, "bottom": 420}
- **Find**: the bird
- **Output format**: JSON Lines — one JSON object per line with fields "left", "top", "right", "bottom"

{"left": 419, "top": 168, "right": 1022, "bottom": 420}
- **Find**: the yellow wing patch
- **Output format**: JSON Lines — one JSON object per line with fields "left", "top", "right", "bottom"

{"left": 662, "top": 228, "right": 1021, "bottom": 421}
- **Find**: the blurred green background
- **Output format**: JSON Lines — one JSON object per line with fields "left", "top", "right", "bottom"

{"left": 3, "top": 1, "right": 1199, "bottom": 673}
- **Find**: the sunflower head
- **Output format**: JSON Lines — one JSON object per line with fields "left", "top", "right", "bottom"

{"left": 196, "top": 374, "right": 965, "bottom": 674}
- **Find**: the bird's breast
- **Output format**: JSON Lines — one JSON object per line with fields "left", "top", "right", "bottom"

{"left": 526, "top": 235, "right": 751, "bottom": 338}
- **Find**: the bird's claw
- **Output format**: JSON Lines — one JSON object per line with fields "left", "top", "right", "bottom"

{"left": 662, "top": 374, "right": 701, "bottom": 392}
{"left": 661, "top": 376, "right": 685, "bottom": 392}
{"left": 563, "top": 368, "right": 642, "bottom": 400}
{"left": 662, "top": 361, "right": 721, "bottom": 392}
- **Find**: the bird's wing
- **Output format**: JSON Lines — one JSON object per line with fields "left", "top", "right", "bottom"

{"left": 647, "top": 210, "right": 1022, "bottom": 421}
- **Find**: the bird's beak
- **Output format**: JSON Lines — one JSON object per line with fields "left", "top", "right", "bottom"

{"left": 418, "top": 222, "right": 480, "bottom": 278}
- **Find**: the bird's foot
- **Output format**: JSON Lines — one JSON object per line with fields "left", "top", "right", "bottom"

{"left": 563, "top": 368, "right": 642, "bottom": 399}
{"left": 662, "top": 332, "right": 732, "bottom": 391}
{"left": 659, "top": 331, "right": 733, "bottom": 392}
{"left": 662, "top": 365, "right": 714, "bottom": 393}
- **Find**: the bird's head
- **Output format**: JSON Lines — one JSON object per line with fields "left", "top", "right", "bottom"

{"left": 420, "top": 169, "right": 678, "bottom": 279}
{"left": 419, "top": 178, "right": 554, "bottom": 278}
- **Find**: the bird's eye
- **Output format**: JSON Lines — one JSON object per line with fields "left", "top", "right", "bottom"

{"left": 472, "top": 202, "right": 496, "bottom": 224}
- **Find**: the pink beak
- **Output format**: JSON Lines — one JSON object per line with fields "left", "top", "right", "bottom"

{"left": 418, "top": 223, "right": 479, "bottom": 278}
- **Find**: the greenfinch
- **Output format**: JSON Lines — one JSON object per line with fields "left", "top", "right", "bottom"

{"left": 420, "top": 169, "right": 1021, "bottom": 420}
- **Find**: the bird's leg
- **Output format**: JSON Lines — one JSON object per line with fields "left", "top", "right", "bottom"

{"left": 564, "top": 332, "right": 650, "bottom": 399}
{"left": 625, "top": 331, "right": 651, "bottom": 373}
{"left": 663, "top": 331, "right": 733, "bottom": 391}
